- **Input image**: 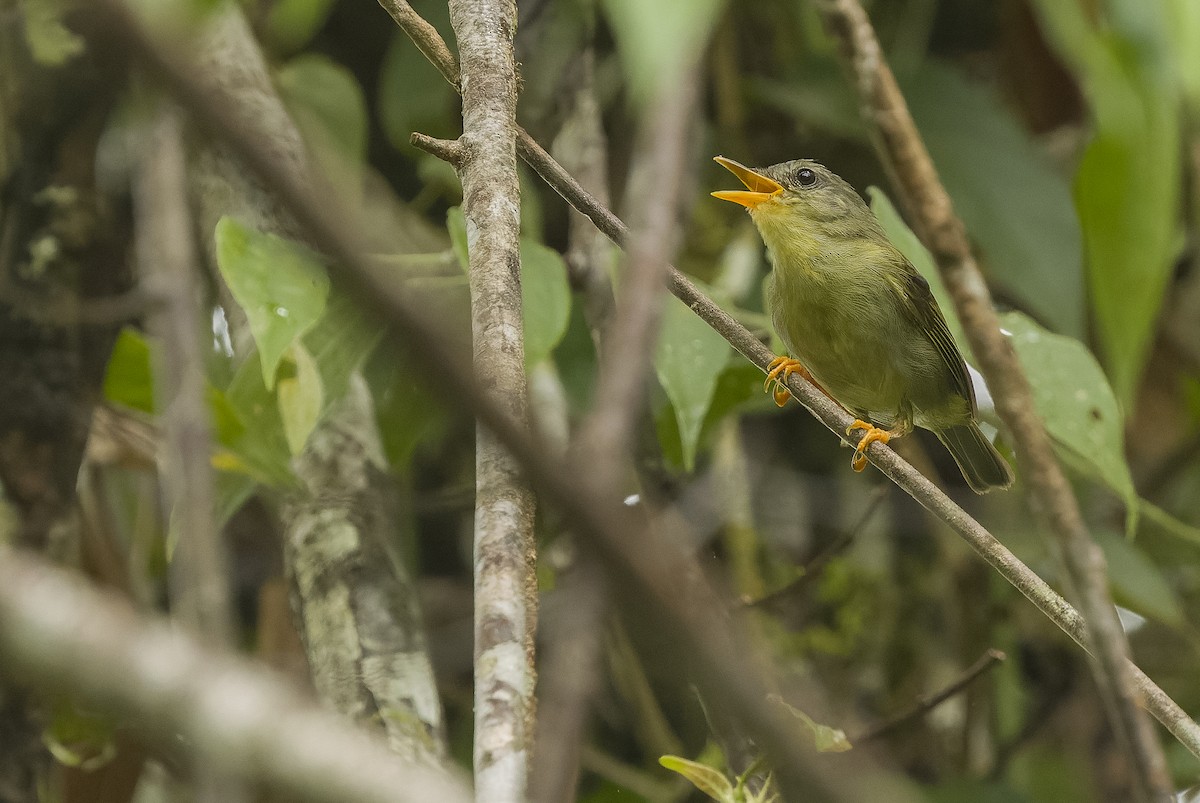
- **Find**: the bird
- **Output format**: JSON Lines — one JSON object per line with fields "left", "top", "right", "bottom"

{"left": 711, "top": 155, "right": 1013, "bottom": 493}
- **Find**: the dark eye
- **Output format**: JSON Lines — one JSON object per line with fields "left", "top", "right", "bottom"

{"left": 796, "top": 168, "right": 817, "bottom": 187}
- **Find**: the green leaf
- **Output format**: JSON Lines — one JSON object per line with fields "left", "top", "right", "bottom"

{"left": 23, "top": 0, "right": 85, "bottom": 66}
{"left": 520, "top": 240, "right": 571, "bottom": 366}
{"left": 215, "top": 217, "right": 330, "bottom": 390}
{"left": 367, "top": 345, "right": 447, "bottom": 469}
{"left": 1028, "top": 0, "right": 1182, "bottom": 407}
{"left": 377, "top": 10, "right": 459, "bottom": 152}
{"left": 903, "top": 62, "right": 1085, "bottom": 339}
{"left": 1001, "top": 311, "right": 1137, "bottom": 532}
{"left": 447, "top": 206, "right": 469, "bottom": 273}
{"left": 277, "top": 342, "right": 323, "bottom": 455}
{"left": 769, "top": 694, "right": 853, "bottom": 753}
{"left": 1094, "top": 527, "right": 1185, "bottom": 627}
{"left": 655, "top": 293, "right": 732, "bottom": 471}
{"left": 302, "top": 291, "right": 383, "bottom": 403}
{"left": 264, "top": 0, "right": 336, "bottom": 54}
{"left": 601, "top": 0, "right": 724, "bottom": 105}
{"left": 222, "top": 355, "right": 297, "bottom": 488}
{"left": 43, "top": 699, "right": 115, "bottom": 771}
{"left": 103, "top": 328, "right": 155, "bottom": 413}
{"left": 658, "top": 756, "right": 735, "bottom": 802}
{"left": 277, "top": 54, "right": 368, "bottom": 166}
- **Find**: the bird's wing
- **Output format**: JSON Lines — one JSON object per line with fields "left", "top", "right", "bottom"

{"left": 890, "top": 261, "right": 976, "bottom": 412}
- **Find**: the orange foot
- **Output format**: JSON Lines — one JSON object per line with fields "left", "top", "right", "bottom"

{"left": 764, "top": 356, "right": 813, "bottom": 407}
{"left": 846, "top": 419, "right": 898, "bottom": 472}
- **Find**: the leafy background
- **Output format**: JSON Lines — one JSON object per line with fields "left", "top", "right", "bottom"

{"left": 84, "top": 0, "right": 1200, "bottom": 800}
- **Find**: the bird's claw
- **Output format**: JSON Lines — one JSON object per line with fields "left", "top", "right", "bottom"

{"left": 764, "top": 356, "right": 810, "bottom": 408}
{"left": 846, "top": 419, "right": 891, "bottom": 472}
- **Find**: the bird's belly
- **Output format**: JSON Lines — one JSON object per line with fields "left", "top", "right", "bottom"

{"left": 772, "top": 282, "right": 913, "bottom": 422}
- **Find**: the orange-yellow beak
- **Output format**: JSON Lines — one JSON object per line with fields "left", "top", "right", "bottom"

{"left": 711, "top": 156, "right": 784, "bottom": 209}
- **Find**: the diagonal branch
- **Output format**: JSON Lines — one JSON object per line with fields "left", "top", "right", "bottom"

{"left": 814, "top": 1, "right": 1171, "bottom": 798}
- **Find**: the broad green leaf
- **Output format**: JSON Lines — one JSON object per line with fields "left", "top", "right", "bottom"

{"left": 278, "top": 342, "right": 323, "bottom": 455}
{"left": 377, "top": 9, "right": 458, "bottom": 152}
{"left": 658, "top": 756, "right": 735, "bottom": 802}
{"left": 1028, "top": 0, "right": 1182, "bottom": 407}
{"left": 1094, "top": 527, "right": 1185, "bottom": 628}
{"left": 367, "top": 344, "right": 448, "bottom": 469}
{"left": 655, "top": 293, "right": 732, "bottom": 471}
{"left": 520, "top": 240, "right": 571, "bottom": 366}
{"left": 1001, "top": 311, "right": 1136, "bottom": 532}
{"left": 903, "top": 62, "right": 1085, "bottom": 339}
{"left": 277, "top": 54, "right": 368, "bottom": 166}
{"left": 264, "top": 0, "right": 336, "bottom": 54}
{"left": 601, "top": 0, "right": 725, "bottom": 105}
{"left": 103, "top": 328, "right": 155, "bottom": 413}
{"left": 302, "top": 292, "right": 383, "bottom": 403}
{"left": 215, "top": 217, "right": 330, "bottom": 390}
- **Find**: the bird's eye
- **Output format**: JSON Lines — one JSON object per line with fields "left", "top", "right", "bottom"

{"left": 796, "top": 168, "right": 817, "bottom": 187}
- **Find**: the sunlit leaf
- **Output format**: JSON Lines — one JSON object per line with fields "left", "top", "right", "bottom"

{"left": 655, "top": 293, "right": 732, "bottom": 471}
{"left": 215, "top": 217, "right": 330, "bottom": 390}
{"left": 103, "top": 328, "right": 156, "bottom": 413}
{"left": 278, "top": 342, "right": 323, "bottom": 455}
{"left": 23, "top": 0, "right": 84, "bottom": 66}
{"left": 658, "top": 755, "right": 735, "bottom": 802}
{"left": 224, "top": 354, "right": 297, "bottom": 488}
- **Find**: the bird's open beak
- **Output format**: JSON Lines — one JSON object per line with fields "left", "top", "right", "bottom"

{"left": 711, "top": 156, "right": 784, "bottom": 209}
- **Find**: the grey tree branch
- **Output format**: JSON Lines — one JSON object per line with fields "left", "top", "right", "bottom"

{"left": 814, "top": 1, "right": 1170, "bottom": 798}
{"left": 134, "top": 103, "right": 234, "bottom": 646}
{"left": 0, "top": 549, "right": 471, "bottom": 803}
{"left": 446, "top": 1, "right": 538, "bottom": 799}
{"left": 185, "top": 3, "right": 446, "bottom": 760}
{"left": 378, "top": 0, "right": 1200, "bottom": 767}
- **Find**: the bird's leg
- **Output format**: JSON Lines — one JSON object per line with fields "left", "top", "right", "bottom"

{"left": 764, "top": 356, "right": 814, "bottom": 407}
{"left": 846, "top": 418, "right": 912, "bottom": 472}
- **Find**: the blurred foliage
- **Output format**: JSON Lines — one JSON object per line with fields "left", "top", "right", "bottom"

{"left": 75, "top": 0, "right": 1200, "bottom": 800}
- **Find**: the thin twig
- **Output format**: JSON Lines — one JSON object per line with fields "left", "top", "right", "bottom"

{"left": 134, "top": 102, "right": 234, "bottom": 646}
{"left": 0, "top": 549, "right": 472, "bottom": 803}
{"left": 447, "top": 1, "right": 538, "bottom": 798}
{"left": 853, "top": 648, "right": 1006, "bottom": 743}
{"left": 410, "top": 133, "right": 465, "bottom": 168}
{"left": 815, "top": 1, "right": 1170, "bottom": 798}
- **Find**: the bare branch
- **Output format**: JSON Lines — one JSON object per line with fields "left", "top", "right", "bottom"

{"left": 814, "top": 1, "right": 1171, "bottom": 797}
{"left": 134, "top": 103, "right": 234, "bottom": 646}
{"left": 410, "top": 133, "right": 465, "bottom": 168}
{"left": 0, "top": 549, "right": 471, "bottom": 803}
{"left": 446, "top": 1, "right": 538, "bottom": 798}
{"left": 853, "top": 649, "right": 1006, "bottom": 743}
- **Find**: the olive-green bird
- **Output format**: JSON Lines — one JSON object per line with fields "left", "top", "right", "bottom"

{"left": 712, "top": 156, "right": 1013, "bottom": 493}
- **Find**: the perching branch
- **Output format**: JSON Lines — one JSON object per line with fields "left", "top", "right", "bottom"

{"left": 853, "top": 648, "right": 1006, "bottom": 743}
{"left": 0, "top": 549, "right": 471, "bottom": 803}
{"left": 380, "top": 0, "right": 1200, "bottom": 767}
{"left": 815, "top": 1, "right": 1170, "bottom": 798}
{"left": 445, "top": 1, "right": 539, "bottom": 799}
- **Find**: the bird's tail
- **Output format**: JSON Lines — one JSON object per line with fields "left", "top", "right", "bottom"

{"left": 936, "top": 423, "right": 1014, "bottom": 494}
